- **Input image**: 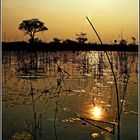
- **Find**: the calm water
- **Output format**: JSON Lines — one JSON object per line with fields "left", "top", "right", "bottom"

{"left": 2, "top": 51, "right": 138, "bottom": 140}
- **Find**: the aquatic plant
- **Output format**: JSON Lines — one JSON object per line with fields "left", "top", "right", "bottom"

{"left": 86, "top": 16, "right": 120, "bottom": 140}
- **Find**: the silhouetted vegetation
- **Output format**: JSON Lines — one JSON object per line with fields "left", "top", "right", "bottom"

{"left": 1, "top": 18, "right": 138, "bottom": 52}
{"left": 2, "top": 41, "right": 138, "bottom": 52}
{"left": 76, "top": 33, "right": 88, "bottom": 44}
{"left": 19, "top": 18, "right": 48, "bottom": 43}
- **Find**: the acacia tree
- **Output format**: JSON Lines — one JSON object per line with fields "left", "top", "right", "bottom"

{"left": 19, "top": 18, "right": 48, "bottom": 43}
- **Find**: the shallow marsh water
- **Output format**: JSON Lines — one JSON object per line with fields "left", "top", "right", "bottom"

{"left": 2, "top": 51, "right": 138, "bottom": 140}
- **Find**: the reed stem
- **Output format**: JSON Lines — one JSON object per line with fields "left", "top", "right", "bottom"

{"left": 86, "top": 16, "right": 120, "bottom": 140}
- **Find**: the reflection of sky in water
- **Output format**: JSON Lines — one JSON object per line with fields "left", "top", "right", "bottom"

{"left": 2, "top": 51, "right": 138, "bottom": 140}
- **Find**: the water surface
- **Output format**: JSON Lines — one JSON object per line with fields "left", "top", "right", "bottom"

{"left": 2, "top": 51, "right": 138, "bottom": 140}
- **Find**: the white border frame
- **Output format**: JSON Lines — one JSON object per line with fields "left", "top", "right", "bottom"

{"left": 0, "top": 0, "right": 2, "bottom": 139}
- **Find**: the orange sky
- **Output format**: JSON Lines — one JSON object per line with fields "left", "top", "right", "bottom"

{"left": 2, "top": 0, "right": 139, "bottom": 43}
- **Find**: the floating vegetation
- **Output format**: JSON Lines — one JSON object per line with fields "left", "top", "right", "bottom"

{"left": 11, "top": 131, "right": 32, "bottom": 140}
{"left": 105, "top": 127, "right": 113, "bottom": 133}
{"left": 129, "top": 111, "right": 138, "bottom": 115}
{"left": 72, "top": 89, "right": 86, "bottom": 93}
{"left": 62, "top": 118, "right": 80, "bottom": 123}
{"left": 91, "top": 132, "right": 100, "bottom": 139}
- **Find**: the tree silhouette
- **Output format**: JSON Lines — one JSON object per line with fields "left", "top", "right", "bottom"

{"left": 53, "top": 38, "right": 61, "bottom": 44}
{"left": 76, "top": 33, "right": 88, "bottom": 43}
{"left": 19, "top": 18, "right": 48, "bottom": 43}
{"left": 131, "top": 37, "right": 136, "bottom": 45}
{"left": 114, "top": 40, "right": 117, "bottom": 44}
{"left": 119, "top": 39, "right": 127, "bottom": 46}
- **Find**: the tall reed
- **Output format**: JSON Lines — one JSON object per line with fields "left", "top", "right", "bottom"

{"left": 86, "top": 16, "right": 120, "bottom": 140}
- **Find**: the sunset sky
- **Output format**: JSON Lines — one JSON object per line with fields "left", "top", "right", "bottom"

{"left": 2, "top": 0, "right": 138, "bottom": 43}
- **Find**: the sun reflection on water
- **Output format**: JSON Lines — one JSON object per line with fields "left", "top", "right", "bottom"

{"left": 92, "top": 106, "right": 102, "bottom": 117}
{"left": 90, "top": 106, "right": 104, "bottom": 120}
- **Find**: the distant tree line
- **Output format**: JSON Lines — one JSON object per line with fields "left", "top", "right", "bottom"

{"left": 17, "top": 18, "right": 138, "bottom": 46}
